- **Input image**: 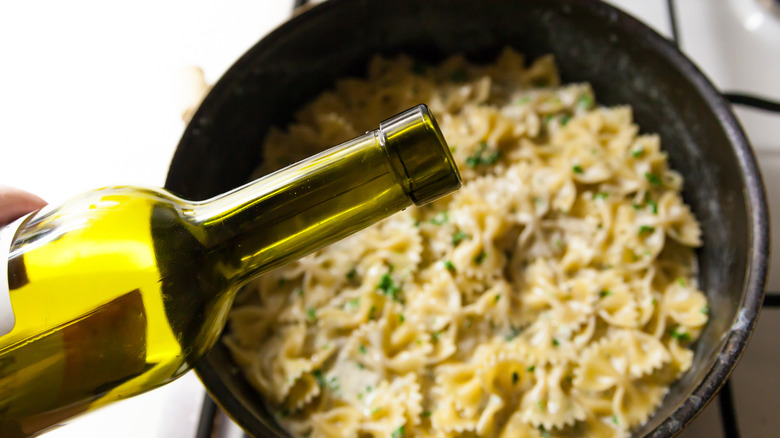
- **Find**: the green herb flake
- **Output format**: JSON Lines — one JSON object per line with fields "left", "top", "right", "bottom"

{"left": 552, "top": 339, "right": 560, "bottom": 347}
{"left": 670, "top": 328, "right": 692, "bottom": 342}
{"left": 631, "top": 148, "right": 645, "bottom": 158}
{"left": 312, "top": 369, "right": 325, "bottom": 387}
{"left": 677, "top": 277, "right": 687, "bottom": 287}
{"left": 359, "top": 344, "right": 367, "bottom": 355}
{"left": 370, "top": 407, "right": 381, "bottom": 416}
{"left": 346, "top": 298, "right": 360, "bottom": 311}
{"left": 432, "top": 331, "right": 442, "bottom": 344}
{"left": 422, "top": 410, "right": 432, "bottom": 418}
{"left": 639, "top": 225, "right": 655, "bottom": 236}
{"left": 327, "top": 376, "right": 340, "bottom": 391}
{"left": 701, "top": 304, "right": 710, "bottom": 315}
{"left": 296, "top": 288, "right": 304, "bottom": 297}
{"left": 368, "top": 305, "right": 377, "bottom": 320}
{"left": 443, "top": 260, "right": 456, "bottom": 272}
{"left": 398, "top": 314, "right": 405, "bottom": 324}
{"left": 647, "top": 199, "right": 658, "bottom": 214}
{"left": 560, "top": 114, "right": 572, "bottom": 126}
{"left": 306, "top": 307, "right": 317, "bottom": 323}
{"left": 632, "top": 203, "right": 642, "bottom": 210}
{"left": 391, "top": 425, "right": 406, "bottom": 438}
{"left": 494, "top": 294, "right": 502, "bottom": 303}
{"left": 505, "top": 325, "right": 522, "bottom": 341}
{"left": 645, "top": 171, "right": 661, "bottom": 187}
{"left": 474, "top": 251, "right": 487, "bottom": 265}
{"left": 452, "top": 230, "right": 471, "bottom": 246}
{"left": 572, "top": 165, "right": 584, "bottom": 174}
{"left": 466, "top": 142, "right": 501, "bottom": 168}
{"left": 512, "top": 371, "right": 519, "bottom": 384}
{"left": 537, "top": 400, "right": 545, "bottom": 411}
{"left": 539, "top": 426, "right": 551, "bottom": 438}
{"left": 515, "top": 96, "right": 531, "bottom": 105}
{"left": 577, "top": 94, "right": 594, "bottom": 109}
{"left": 346, "top": 267, "right": 358, "bottom": 281}
{"left": 612, "top": 415, "right": 619, "bottom": 425}
{"left": 429, "top": 211, "right": 449, "bottom": 225}
{"left": 528, "top": 365, "right": 536, "bottom": 372}
{"left": 377, "top": 273, "right": 401, "bottom": 301}
{"left": 600, "top": 290, "right": 613, "bottom": 298}
{"left": 357, "top": 363, "right": 365, "bottom": 370}
{"left": 594, "top": 192, "right": 609, "bottom": 200}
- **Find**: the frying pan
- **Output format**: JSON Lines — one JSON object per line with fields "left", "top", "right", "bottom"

{"left": 164, "top": 0, "right": 770, "bottom": 436}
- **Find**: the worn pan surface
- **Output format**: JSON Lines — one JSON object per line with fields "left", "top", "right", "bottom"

{"left": 165, "top": 0, "right": 769, "bottom": 436}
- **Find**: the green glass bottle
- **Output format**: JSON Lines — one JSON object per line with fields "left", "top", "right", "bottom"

{"left": 0, "top": 104, "right": 460, "bottom": 437}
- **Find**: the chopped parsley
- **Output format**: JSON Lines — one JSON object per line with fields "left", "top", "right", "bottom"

{"left": 306, "top": 307, "right": 317, "bottom": 322}
{"left": 391, "top": 425, "right": 406, "bottom": 438}
{"left": 398, "top": 314, "right": 405, "bottom": 324}
{"left": 639, "top": 225, "right": 655, "bottom": 236}
{"left": 357, "top": 363, "right": 365, "bottom": 370}
{"left": 701, "top": 304, "right": 710, "bottom": 315}
{"left": 346, "top": 267, "right": 358, "bottom": 281}
{"left": 296, "top": 288, "right": 304, "bottom": 297}
{"left": 677, "top": 277, "right": 687, "bottom": 287}
{"left": 443, "top": 260, "right": 456, "bottom": 272}
{"left": 647, "top": 199, "right": 658, "bottom": 214}
{"left": 494, "top": 294, "right": 502, "bottom": 303}
{"left": 422, "top": 410, "right": 432, "bottom": 418}
{"left": 474, "top": 251, "right": 487, "bottom": 265}
{"left": 631, "top": 148, "right": 645, "bottom": 158}
{"left": 670, "top": 328, "right": 692, "bottom": 342}
{"left": 577, "top": 94, "right": 594, "bottom": 110}
{"left": 377, "top": 273, "right": 401, "bottom": 301}
{"left": 594, "top": 192, "right": 609, "bottom": 200}
{"left": 428, "top": 211, "right": 449, "bottom": 225}
{"left": 600, "top": 290, "right": 613, "bottom": 298}
{"left": 370, "top": 407, "right": 381, "bottom": 416}
{"left": 645, "top": 171, "right": 661, "bottom": 187}
{"left": 466, "top": 142, "right": 501, "bottom": 168}
{"left": 312, "top": 369, "right": 326, "bottom": 387}
{"left": 368, "top": 305, "right": 377, "bottom": 320}
{"left": 512, "top": 371, "right": 519, "bottom": 384}
{"left": 612, "top": 415, "right": 619, "bottom": 425}
{"left": 572, "top": 165, "right": 584, "bottom": 174}
{"left": 505, "top": 325, "right": 523, "bottom": 341}
{"left": 346, "top": 298, "right": 360, "bottom": 311}
{"left": 528, "top": 365, "right": 536, "bottom": 372}
{"left": 539, "top": 426, "right": 551, "bottom": 438}
{"left": 432, "top": 331, "right": 442, "bottom": 344}
{"left": 552, "top": 339, "right": 560, "bottom": 347}
{"left": 359, "top": 344, "right": 367, "bottom": 355}
{"left": 560, "top": 114, "right": 571, "bottom": 126}
{"left": 515, "top": 96, "right": 531, "bottom": 105}
{"left": 537, "top": 400, "right": 545, "bottom": 411}
{"left": 452, "top": 230, "right": 471, "bottom": 246}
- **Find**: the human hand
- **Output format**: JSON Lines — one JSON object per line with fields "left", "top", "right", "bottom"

{"left": 0, "top": 186, "right": 47, "bottom": 226}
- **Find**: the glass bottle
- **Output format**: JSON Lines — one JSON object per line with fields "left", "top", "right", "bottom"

{"left": 0, "top": 104, "right": 460, "bottom": 437}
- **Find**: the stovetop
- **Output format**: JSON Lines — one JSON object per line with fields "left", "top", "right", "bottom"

{"left": 0, "top": 1, "right": 775, "bottom": 437}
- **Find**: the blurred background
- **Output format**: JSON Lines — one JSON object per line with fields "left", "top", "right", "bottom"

{"left": 0, "top": 1, "right": 778, "bottom": 437}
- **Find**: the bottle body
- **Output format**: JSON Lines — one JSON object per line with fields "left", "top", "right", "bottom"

{"left": 0, "top": 105, "right": 460, "bottom": 436}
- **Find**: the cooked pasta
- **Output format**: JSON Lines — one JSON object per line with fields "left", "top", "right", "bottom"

{"left": 224, "top": 48, "right": 708, "bottom": 438}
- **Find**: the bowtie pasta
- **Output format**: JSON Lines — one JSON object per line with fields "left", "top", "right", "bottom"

{"left": 224, "top": 48, "right": 708, "bottom": 438}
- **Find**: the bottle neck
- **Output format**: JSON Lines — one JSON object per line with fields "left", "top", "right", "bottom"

{"left": 187, "top": 129, "right": 412, "bottom": 288}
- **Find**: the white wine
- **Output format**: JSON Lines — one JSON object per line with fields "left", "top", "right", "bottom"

{"left": 0, "top": 105, "right": 460, "bottom": 437}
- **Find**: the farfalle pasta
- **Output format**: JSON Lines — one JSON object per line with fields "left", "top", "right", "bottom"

{"left": 224, "top": 48, "right": 708, "bottom": 437}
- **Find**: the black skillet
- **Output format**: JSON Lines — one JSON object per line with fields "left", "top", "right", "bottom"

{"left": 165, "top": 0, "right": 770, "bottom": 436}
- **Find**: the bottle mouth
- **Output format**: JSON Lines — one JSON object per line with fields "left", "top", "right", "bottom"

{"left": 379, "top": 104, "right": 462, "bottom": 206}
